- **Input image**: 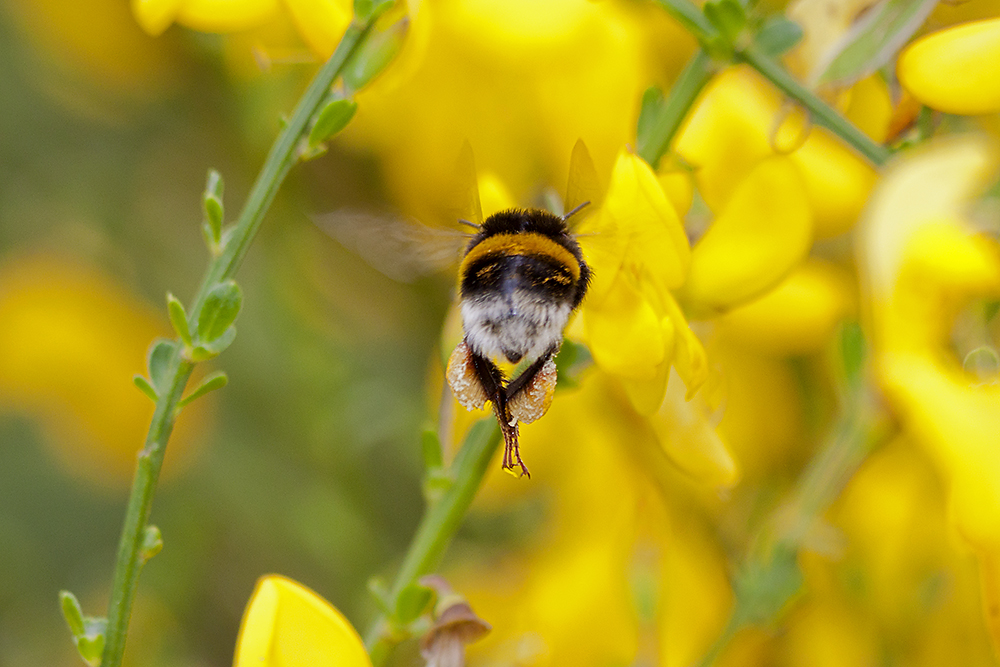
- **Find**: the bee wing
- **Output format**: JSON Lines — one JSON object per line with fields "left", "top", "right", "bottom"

{"left": 313, "top": 209, "right": 468, "bottom": 283}
{"left": 564, "top": 139, "right": 603, "bottom": 229}
{"left": 442, "top": 140, "right": 484, "bottom": 227}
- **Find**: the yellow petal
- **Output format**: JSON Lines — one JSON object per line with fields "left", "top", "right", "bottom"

{"left": 675, "top": 67, "right": 777, "bottom": 212}
{"left": 793, "top": 128, "right": 878, "bottom": 238}
{"left": 601, "top": 150, "right": 690, "bottom": 293}
{"left": 899, "top": 18, "right": 1000, "bottom": 115}
{"left": 235, "top": 575, "right": 372, "bottom": 667}
{"left": 879, "top": 355, "right": 1000, "bottom": 551}
{"left": 132, "top": 0, "right": 182, "bottom": 35}
{"left": 684, "top": 156, "right": 812, "bottom": 312}
{"left": 662, "top": 292, "right": 708, "bottom": 398}
{"left": 175, "top": 0, "right": 280, "bottom": 33}
{"left": 859, "top": 135, "right": 998, "bottom": 302}
{"left": 620, "top": 334, "right": 673, "bottom": 415}
{"left": 648, "top": 373, "right": 738, "bottom": 488}
{"left": 718, "top": 259, "right": 854, "bottom": 356}
{"left": 281, "top": 0, "right": 353, "bottom": 58}
{"left": 657, "top": 166, "right": 694, "bottom": 217}
{"left": 584, "top": 271, "right": 666, "bottom": 380}
{"left": 843, "top": 74, "right": 893, "bottom": 144}
{"left": 676, "top": 66, "right": 876, "bottom": 238}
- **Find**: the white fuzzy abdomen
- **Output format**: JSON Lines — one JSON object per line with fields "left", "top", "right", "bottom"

{"left": 461, "top": 291, "right": 571, "bottom": 364}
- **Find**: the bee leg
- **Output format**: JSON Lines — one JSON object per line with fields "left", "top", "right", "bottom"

{"left": 468, "top": 347, "right": 530, "bottom": 478}
{"left": 504, "top": 344, "right": 560, "bottom": 426}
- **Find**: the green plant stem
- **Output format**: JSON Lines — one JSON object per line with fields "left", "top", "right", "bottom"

{"left": 99, "top": 22, "right": 375, "bottom": 667}
{"left": 655, "top": 0, "right": 718, "bottom": 44}
{"left": 637, "top": 49, "right": 716, "bottom": 168}
{"left": 737, "top": 45, "right": 892, "bottom": 167}
{"left": 652, "top": 0, "right": 892, "bottom": 168}
{"left": 696, "top": 397, "right": 891, "bottom": 667}
{"left": 366, "top": 420, "right": 502, "bottom": 666}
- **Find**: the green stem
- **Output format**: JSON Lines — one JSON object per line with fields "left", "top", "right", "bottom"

{"left": 652, "top": 0, "right": 892, "bottom": 168}
{"left": 366, "top": 419, "right": 502, "bottom": 666}
{"left": 99, "top": 22, "right": 375, "bottom": 667}
{"left": 100, "top": 359, "right": 194, "bottom": 667}
{"left": 737, "top": 45, "right": 892, "bottom": 167}
{"left": 637, "top": 49, "right": 716, "bottom": 168}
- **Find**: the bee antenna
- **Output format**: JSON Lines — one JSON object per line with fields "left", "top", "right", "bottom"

{"left": 562, "top": 201, "right": 591, "bottom": 222}
{"left": 458, "top": 218, "right": 480, "bottom": 230}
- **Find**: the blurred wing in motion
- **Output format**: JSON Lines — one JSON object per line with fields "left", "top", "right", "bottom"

{"left": 314, "top": 209, "right": 468, "bottom": 283}
{"left": 444, "top": 140, "right": 485, "bottom": 227}
{"left": 564, "top": 139, "right": 603, "bottom": 230}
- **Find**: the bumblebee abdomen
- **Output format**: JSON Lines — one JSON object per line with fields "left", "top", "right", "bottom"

{"left": 457, "top": 209, "right": 591, "bottom": 365}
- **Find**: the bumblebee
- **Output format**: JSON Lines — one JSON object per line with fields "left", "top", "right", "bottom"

{"left": 318, "top": 141, "right": 598, "bottom": 478}
{"left": 446, "top": 204, "right": 591, "bottom": 477}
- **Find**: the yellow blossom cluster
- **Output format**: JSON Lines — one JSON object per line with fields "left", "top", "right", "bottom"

{"left": 10, "top": 0, "right": 1000, "bottom": 666}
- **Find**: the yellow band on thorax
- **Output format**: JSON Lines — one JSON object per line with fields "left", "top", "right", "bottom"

{"left": 460, "top": 232, "right": 580, "bottom": 280}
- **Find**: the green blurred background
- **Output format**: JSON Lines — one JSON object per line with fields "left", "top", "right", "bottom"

{"left": 0, "top": 4, "right": 452, "bottom": 664}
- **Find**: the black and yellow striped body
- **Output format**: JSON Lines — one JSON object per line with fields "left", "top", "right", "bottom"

{"left": 458, "top": 208, "right": 590, "bottom": 365}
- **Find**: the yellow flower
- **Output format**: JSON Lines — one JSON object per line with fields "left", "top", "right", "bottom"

{"left": 234, "top": 575, "right": 372, "bottom": 667}
{"left": 675, "top": 66, "right": 880, "bottom": 238}
{"left": 859, "top": 135, "right": 1000, "bottom": 647}
{"left": 580, "top": 149, "right": 707, "bottom": 411}
{"left": 342, "top": 0, "right": 690, "bottom": 225}
{"left": 716, "top": 259, "right": 854, "bottom": 357}
{"left": 899, "top": 18, "right": 1000, "bottom": 115}
{"left": 682, "top": 156, "right": 813, "bottom": 313}
{"left": 0, "top": 255, "right": 203, "bottom": 486}
{"left": 132, "top": 0, "right": 281, "bottom": 36}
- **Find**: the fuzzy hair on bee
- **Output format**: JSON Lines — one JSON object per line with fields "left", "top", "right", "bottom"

{"left": 459, "top": 208, "right": 590, "bottom": 365}
{"left": 446, "top": 203, "right": 591, "bottom": 477}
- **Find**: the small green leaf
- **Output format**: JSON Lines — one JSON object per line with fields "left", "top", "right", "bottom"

{"left": 203, "top": 169, "right": 224, "bottom": 246}
{"left": 188, "top": 326, "right": 237, "bottom": 362}
{"left": 308, "top": 98, "right": 358, "bottom": 149}
{"left": 343, "top": 17, "right": 409, "bottom": 92}
{"left": 735, "top": 546, "right": 803, "bottom": 624}
{"left": 754, "top": 16, "right": 803, "bottom": 57}
{"left": 817, "top": 0, "right": 939, "bottom": 86}
{"left": 703, "top": 0, "right": 746, "bottom": 43}
{"left": 197, "top": 280, "right": 242, "bottom": 343}
{"left": 635, "top": 86, "right": 666, "bottom": 162}
{"left": 133, "top": 375, "right": 159, "bottom": 402}
{"left": 147, "top": 339, "right": 178, "bottom": 393}
{"left": 167, "top": 293, "right": 192, "bottom": 347}
{"left": 59, "top": 590, "right": 86, "bottom": 637}
{"left": 77, "top": 630, "right": 105, "bottom": 667}
{"left": 395, "top": 582, "right": 433, "bottom": 625}
{"left": 68, "top": 614, "right": 107, "bottom": 667}
{"left": 140, "top": 525, "right": 163, "bottom": 564}
{"left": 178, "top": 371, "right": 228, "bottom": 408}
